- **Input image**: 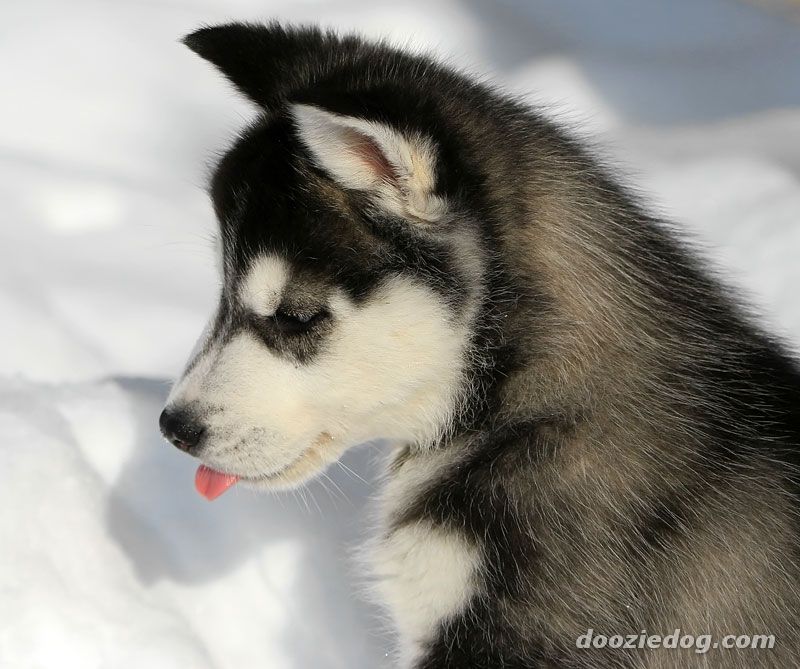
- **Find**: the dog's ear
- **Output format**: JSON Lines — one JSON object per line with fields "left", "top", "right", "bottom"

{"left": 182, "top": 22, "right": 332, "bottom": 109}
{"left": 291, "top": 104, "right": 445, "bottom": 222}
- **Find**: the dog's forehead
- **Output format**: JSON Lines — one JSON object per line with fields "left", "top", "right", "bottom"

{"left": 209, "top": 115, "right": 467, "bottom": 308}
{"left": 212, "top": 125, "right": 324, "bottom": 245}
{"left": 211, "top": 117, "right": 380, "bottom": 281}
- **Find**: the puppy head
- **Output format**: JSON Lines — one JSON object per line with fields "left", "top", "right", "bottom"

{"left": 161, "top": 24, "right": 487, "bottom": 492}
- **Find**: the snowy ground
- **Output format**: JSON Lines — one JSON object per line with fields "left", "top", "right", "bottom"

{"left": 1, "top": 1, "right": 799, "bottom": 668}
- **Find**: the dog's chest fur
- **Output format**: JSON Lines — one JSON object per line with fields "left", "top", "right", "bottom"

{"left": 367, "top": 448, "right": 480, "bottom": 666}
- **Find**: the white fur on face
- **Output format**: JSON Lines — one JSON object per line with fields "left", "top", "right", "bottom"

{"left": 239, "top": 254, "right": 289, "bottom": 316}
{"left": 291, "top": 104, "right": 446, "bottom": 222}
{"left": 166, "top": 253, "right": 471, "bottom": 488}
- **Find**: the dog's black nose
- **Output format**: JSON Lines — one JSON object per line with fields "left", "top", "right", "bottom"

{"left": 159, "top": 408, "right": 204, "bottom": 452}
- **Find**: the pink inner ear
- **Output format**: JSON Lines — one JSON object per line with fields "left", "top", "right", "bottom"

{"left": 341, "top": 127, "right": 398, "bottom": 183}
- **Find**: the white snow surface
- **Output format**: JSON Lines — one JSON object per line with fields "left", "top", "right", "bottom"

{"left": 1, "top": 1, "right": 799, "bottom": 667}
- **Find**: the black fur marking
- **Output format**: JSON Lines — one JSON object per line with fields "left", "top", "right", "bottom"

{"left": 244, "top": 309, "right": 332, "bottom": 365}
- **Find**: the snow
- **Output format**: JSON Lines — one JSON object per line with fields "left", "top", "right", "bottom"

{"left": 1, "top": 1, "right": 799, "bottom": 667}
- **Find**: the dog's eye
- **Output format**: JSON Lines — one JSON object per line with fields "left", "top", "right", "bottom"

{"left": 271, "top": 307, "right": 329, "bottom": 334}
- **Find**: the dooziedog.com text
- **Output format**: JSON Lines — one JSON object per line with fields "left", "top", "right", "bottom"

{"left": 577, "top": 629, "right": 776, "bottom": 654}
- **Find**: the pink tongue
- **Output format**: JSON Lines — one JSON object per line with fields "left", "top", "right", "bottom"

{"left": 195, "top": 464, "right": 239, "bottom": 500}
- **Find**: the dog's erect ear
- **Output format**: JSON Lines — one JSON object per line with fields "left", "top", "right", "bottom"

{"left": 184, "top": 23, "right": 446, "bottom": 221}
{"left": 291, "top": 104, "right": 445, "bottom": 222}
{"left": 182, "top": 22, "right": 334, "bottom": 109}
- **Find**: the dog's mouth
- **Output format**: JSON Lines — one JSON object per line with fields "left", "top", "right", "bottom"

{"left": 193, "top": 431, "right": 337, "bottom": 500}
{"left": 193, "top": 461, "right": 293, "bottom": 500}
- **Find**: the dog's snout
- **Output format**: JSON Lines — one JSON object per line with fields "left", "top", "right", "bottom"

{"left": 159, "top": 407, "right": 205, "bottom": 453}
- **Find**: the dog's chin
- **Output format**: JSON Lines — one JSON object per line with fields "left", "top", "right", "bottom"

{"left": 225, "top": 430, "right": 345, "bottom": 492}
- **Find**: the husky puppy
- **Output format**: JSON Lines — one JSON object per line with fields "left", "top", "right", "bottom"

{"left": 160, "top": 23, "right": 800, "bottom": 668}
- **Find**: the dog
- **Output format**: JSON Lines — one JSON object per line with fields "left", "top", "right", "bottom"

{"left": 159, "top": 22, "right": 800, "bottom": 668}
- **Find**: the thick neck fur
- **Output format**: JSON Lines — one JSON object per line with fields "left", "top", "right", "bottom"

{"left": 426, "top": 100, "right": 799, "bottom": 461}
